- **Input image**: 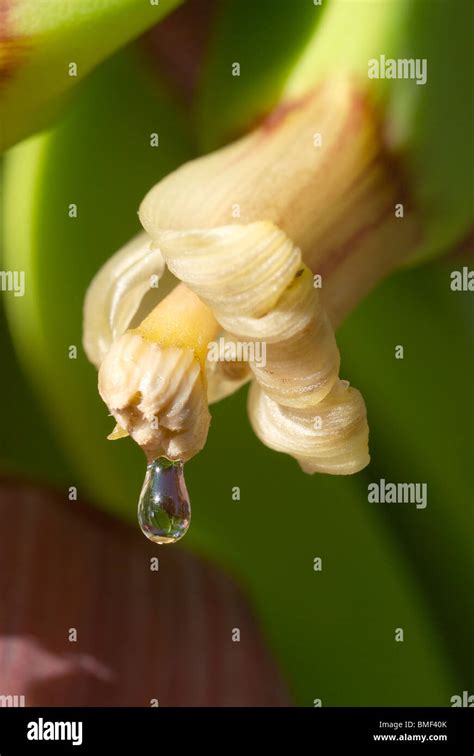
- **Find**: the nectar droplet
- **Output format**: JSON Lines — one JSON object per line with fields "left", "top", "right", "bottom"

{"left": 138, "top": 457, "right": 191, "bottom": 544}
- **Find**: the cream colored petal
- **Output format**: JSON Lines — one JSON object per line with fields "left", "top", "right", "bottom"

{"left": 98, "top": 331, "right": 210, "bottom": 463}
{"left": 158, "top": 223, "right": 301, "bottom": 318}
{"left": 83, "top": 233, "right": 165, "bottom": 368}
{"left": 205, "top": 331, "right": 252, "bottom": 403}
{"left": 147, "top": 221, "right": 369, "bottom": 474}
{"left": 248, "top": 380, "right": 369, "bottom": 475}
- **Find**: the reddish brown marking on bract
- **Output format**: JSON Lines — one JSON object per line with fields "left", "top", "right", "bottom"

{"left": 318, "top": 203, "right": 396, "bottom": 280}
{"left": 259, "top": 91, "right": 314, "bottom": 133}
{"left": 216, "top": 88, "right": 322, "bottom": 171}
{"left": 0, "top": 0, "right": 30, "bottom": 89}
{"left": 219, "top": 87, "right": 319, "bottom": 148}
{"left": 307, "top": 88, "right": 421, "bottom": 277}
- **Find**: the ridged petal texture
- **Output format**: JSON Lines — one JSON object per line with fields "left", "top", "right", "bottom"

{"left": 152, "top": 222, "right": 369, "bottom": 474}
{"left": 98, "top": 332, "right": 210, "bottom": 462}
{"left": 83, "top": 233, "right": 165, "bottom": 368}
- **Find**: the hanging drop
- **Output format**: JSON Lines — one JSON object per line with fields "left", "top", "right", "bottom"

{"left": 138, "top": 457, "right": 191, "bottom": 544}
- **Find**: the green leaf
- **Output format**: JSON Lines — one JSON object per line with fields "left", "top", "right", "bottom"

{"left": 0, "top": 0, "right": 182, "bottom": 151}
{"left": 337, "top": 257, "right": 474, "bottom": 688}
{"left": 0, "top": 300, "right": 74, "bottom": 484}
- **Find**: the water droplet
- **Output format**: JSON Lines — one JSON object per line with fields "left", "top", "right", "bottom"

{"left": 138, "top": 457, "right": 191, "bottom": 544}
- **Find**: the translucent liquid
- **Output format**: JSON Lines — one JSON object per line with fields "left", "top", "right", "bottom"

{"left": 138, "top": 457, "right": 191, "bottom": 544}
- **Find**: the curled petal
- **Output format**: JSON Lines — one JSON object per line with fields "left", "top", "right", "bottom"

{"left": 248, "top": 381, "right": 369, "bottom": 475}
{"left": 83, "top": 233, "right": 166, "bottom": 368}
{"left": 147, "top": 221, "right": 369, "bottom": 473}
{"left": 157, "top": 223, "right": 301, "bottom": 318}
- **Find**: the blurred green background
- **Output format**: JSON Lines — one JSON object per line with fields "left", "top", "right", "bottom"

{"left": 1, "top": 0, "right": 473, "bottom": 706}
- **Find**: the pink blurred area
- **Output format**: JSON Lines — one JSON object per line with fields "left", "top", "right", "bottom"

{"left": 0, "top": 481, "right": 290, "bottom": 706}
